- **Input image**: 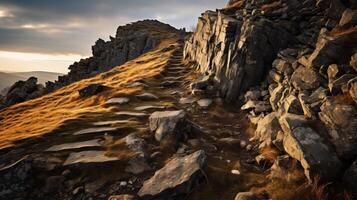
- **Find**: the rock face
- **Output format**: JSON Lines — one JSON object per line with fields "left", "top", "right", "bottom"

{"left": 184, "top": 0, "right": 357, "bottom": 102}
{"left": 184, "top": 7, "right": 292, "bottom": 101}
{"left": 186, "top": 0, "right": 357, "bottom": 184}
{"left": 1, "top": 77, "right": 43, "bottom": 108}
{"left": 138, "top": 150, "right": 207, "bottom": 200}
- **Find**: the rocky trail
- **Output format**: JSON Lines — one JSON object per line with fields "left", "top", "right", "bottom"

{"left": 0, "top": 43, "right": 269, "bottom": 200}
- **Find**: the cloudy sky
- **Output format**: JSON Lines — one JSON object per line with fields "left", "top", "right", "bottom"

{"left": 0, "top": 0, "right": 226, "bottom": 73}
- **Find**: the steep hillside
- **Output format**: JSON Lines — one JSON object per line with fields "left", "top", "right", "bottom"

{"left": 0, "top": 20, "right": 183, "bottom": 109}
{"left": 0, "top": 37, "right": 179, "bottom": 150}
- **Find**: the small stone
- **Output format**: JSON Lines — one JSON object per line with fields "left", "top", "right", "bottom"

{"left": 106, "top": 97, "right": 130, "bottom": 105}
{"left": 120, "top": 181, "right": 127, "bottom": 186}
{"left": 231, "top": 170, "right": 241, "bottom": 175}
{"left": 197, "top": 99, "right": 213, "bottom": 108}
{"left": 179, "top": 97, "right": 196, "bottom": 104}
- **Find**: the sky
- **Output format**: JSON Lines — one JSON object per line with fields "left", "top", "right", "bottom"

{"left": 0, "top": 0, "right": 226, "bottom": 73}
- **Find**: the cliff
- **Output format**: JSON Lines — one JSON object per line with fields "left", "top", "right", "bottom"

{"left": 185, "top": 0, "right": 357, "bottom": 193}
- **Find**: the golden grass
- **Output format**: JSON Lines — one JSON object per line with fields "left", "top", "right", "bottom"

{"left": 0, "top": 38, "right": 179, "bottom": 150}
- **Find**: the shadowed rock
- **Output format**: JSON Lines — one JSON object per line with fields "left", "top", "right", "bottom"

{"left": 138, "top": 150, "right": 207, "bottom": 199}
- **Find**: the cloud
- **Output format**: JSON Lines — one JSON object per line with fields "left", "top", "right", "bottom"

{"left": 0, "top": 0, "right": 226, "bottom": 72}
{"left": 0, "top": 0, "right": 226, "bottom": 54}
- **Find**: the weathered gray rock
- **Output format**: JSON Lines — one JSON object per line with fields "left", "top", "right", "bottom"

{"left": 279, "top": 114, "right": 343, "bottom": 182}
{"left": 122, "top": 134, "right": 151, "bottom": 175}
{"left": 73, "top": 127, "right": 118, "bottom": 136}
{"left": 319, "top": 99, "right": 357, "bottom": 160}
{"left": 136, "top": 93, "right": 159, "bottom": 101}
{"left": 291, "top": 66, "right": 324, "bottom": 91}
{"left": 134, "top": 105, "right": 165, "bottom": 111}
{"left": 138, "top": 150, "right": 207, "bottom": 199}
{"left": 115, "top": 111, "right": 148, "bottom": 118}
{"left": 106, "top": 97, "right": 130, "bottom": 105}
{"left": 78, "top": 84, "right": 109, "bottom": 98}
{"left": 283, "top": 95, "right": 304, "bottom": 115}
{"left": 46, "top": 139, "right": 102, "bottom": 152}
{"left": 197, "top": 99, "right": 213, "bottom": 108}
{"left": 63, "top": 151, "right": 120, "bottom": 166}
{"left": 254, "top": 112, "right": 282, "bottom": 149}
{"left": 179, "top": 97, "right": 196, "bottom": 104}
{"left": 308, "top": 28, "right": 357, "bottom": 70}
{"left": 149, "top": 110, "right": 189, "bottom": 142}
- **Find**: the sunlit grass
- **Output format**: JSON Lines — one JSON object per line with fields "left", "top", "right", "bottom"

{"left": 0, "top": 38, "right": 179, "bottom": 149}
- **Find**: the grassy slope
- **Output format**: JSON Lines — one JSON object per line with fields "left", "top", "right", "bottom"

{"left": 0, "top": 37, "right": 179, "bottom": 150}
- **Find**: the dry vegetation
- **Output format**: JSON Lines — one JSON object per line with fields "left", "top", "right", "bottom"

{"left": 0, "top": 38, "right": 179, "bottom": 150}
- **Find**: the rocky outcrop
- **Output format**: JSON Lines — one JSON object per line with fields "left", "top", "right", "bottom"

{"left": 0, "top": 77, "right": 44, "bottom": 108}
{"left": 185, "top": 0, "right": 357, "bottom": 184}
{"left": 48, "top": 20, "right": 182, "bottom": 90}
{"left": 185, "top": 0, "right": 357, "bottom": 103}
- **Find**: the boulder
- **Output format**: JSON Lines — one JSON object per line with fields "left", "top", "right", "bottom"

{"left": 138, "top": 150, "right": 207, "bottom": 199}
{"left": 197, "top": 99, "right": 213, "bottom": 108}
{"left": 78, "top": 84, "right": 109, "bottom": 98}
{"left": 283, "top": 95, "right": 304, "bottom": 115}
{"left": 308, "top": 28, "right": 357, "bottom": 70}
{"left": 122, "top": 134, "right": 151, "bottom": 175}
{"left": 291, "top": 66, "right": 324, "bottom": 91}
{"left": 319, "top": 99, "right": 357, "bottom": 160}
{"left": 328, "top": 74, "right": 355, "bottom": 94}
{"left": 149, "top": 110, "right": 189, "bottom": 142}
{"left": 279, "top": 114, "right": 343, "bottom": 182}
{"left": 254, "top": 112, "right": 282, "bottom": 149}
